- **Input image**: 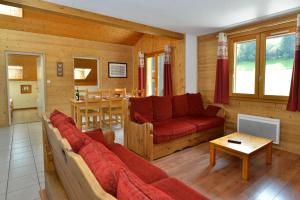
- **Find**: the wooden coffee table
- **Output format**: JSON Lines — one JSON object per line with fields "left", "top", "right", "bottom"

{"left": 209, "top": 132, "right": 272, "bottom": 180}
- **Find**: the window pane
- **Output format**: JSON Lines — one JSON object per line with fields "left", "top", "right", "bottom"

{"left": 158, "top": 54, "right": 165, "bottom": 96}
{"left": 265, "top": 33, "right": 295, "bottom": 96}
{"left": 146, "top": 57, "right": 154, "bottom": 96}
{"left": 233, "top": 40, "right": 256, "bottom": 94}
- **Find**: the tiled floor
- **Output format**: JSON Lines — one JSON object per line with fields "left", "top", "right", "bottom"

{"left": 0, "top": 122, "right": 44, "bottom": 200}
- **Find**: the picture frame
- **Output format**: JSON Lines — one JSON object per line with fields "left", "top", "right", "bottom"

{"left": 57, "top": 62, "right": 64, "bottom": 77}
{"left": 108, "top": 62, "right": 127, "bottom": 78}
{"left": 20, "top": 85, "right": 32, "bottom": 94}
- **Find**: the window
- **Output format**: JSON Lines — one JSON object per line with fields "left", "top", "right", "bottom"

{"left": 0, "top": 4, "right": 22, "bottom": 17}
{"left": 229, "top": 27, "right": 296, "bottom": 101}
{"left": 8, "top": 66, "right": 23, "bottom": 80}
{"left": 145, "top": 52, "right": 165, "bottom": 96}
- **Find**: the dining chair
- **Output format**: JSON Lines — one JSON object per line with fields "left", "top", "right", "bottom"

{"left": 99, "top": 88, "right": 112, "bottom": 99}
{"left": 79, "top": 89, "right": 102, "bottom": 130}
{"left": 113, "top": 88, "right": 127, "bottom": 98}
{"left": 131, "top": 89, "right": 145, "bottom": 98}
{"left": 102, "top": 97, "right": 124, "bottom": 129}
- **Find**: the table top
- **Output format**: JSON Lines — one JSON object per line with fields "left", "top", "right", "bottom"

{"left": 210, "top": 132, "right": 272, "bottom": 155}
{"left": 70, "top": 97, "right": 127, "bottom": 104}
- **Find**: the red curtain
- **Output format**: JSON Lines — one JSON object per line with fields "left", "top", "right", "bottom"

{"left": 214, "top": 32, "right": 229, "bottom": 104}
{"left": 287, "top": 14, "right": 300, "bottom": 111}
{"left": 138, "top": 51, "right": 145, "bottom": 90}
{"left": 163, "top": 45, "right": 173, "bottom": 96}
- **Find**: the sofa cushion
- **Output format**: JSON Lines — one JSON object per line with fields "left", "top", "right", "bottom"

{"left": 183, "top": 116, "right": 224, "bottom": 132}
{"left": 50, "top": 110, "right": 76, "bottom": 128}
{"left": 117, "top": 169, "right": 173, "bottom": 200}
{"left": 172, "top": 94, "right": 189, "bottom": 118}
{"left": 133, "top": 112, "right": 149, "bottom": 124}
{"left": 152, "top": 178, "right": 208, "bottom": 200}
{"left": 187, "top": 93, "right": 205, "bottom": 116}
{"left": 130, "top": 96, "right": 153, "bottom": 122}
{"left": 109, "top": 143, "right": 168, "bottom": 183}
{"left": 203, "top": 105, "right": 221, "bottom": 117}
{"left": 79, "top": 142, "right": 127, "bottom": 196}
{"left": 152, "top": 96, "right": 173, "bottom": 122}
{"left": 153, "top": 119, "right": 197, "bottom": 144}
{"left": 58, "top": 123, "right": 90, "bottom": 153}
{"left": 84, "top": 129, "right": 107, "bottom": 145}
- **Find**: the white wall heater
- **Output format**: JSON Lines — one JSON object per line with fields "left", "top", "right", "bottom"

{"left": 237, "top": 114, "right": 280, "bottom": 144}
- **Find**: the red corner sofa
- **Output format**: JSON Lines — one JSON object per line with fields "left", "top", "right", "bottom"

{"left": 125, "top": 93, "right": 225, "bottom": 160}
{"left": 44, "top": 110, "right": 208, "bottom": 200}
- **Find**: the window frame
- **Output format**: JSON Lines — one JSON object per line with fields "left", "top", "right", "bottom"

{"left": 145, "top": 51, "right": 165, "bottom": 96}
{"left": 229, "top": 26, "right": 296, "bottom": 102}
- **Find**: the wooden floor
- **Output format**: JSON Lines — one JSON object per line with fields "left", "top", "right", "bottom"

{"left": 12, "top": 108, "right": 40, "bottom": 124}
{"left": 153, "top": 143, "right": 300, "bottom": 200}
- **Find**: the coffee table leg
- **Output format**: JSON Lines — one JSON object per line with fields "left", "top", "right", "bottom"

{"left": 242, "top": 156, "right": 249, "bottom": 181}
{"left": 266, "top": 143, "right": 272, "bottom": 165}
{"left": 210, "top": 143, "right": 216, "bottom": 166}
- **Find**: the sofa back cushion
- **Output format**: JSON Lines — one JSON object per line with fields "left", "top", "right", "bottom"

{"left": 117, "top": 169, "right": 173, "bottom": 200}
{"left": 130, "top": 97, "right": 153, "bottom": 122}
{"left": 187, "top": 93, "right": 205, "bottom": 116}
{"left": 50, "top": 109, "right": 76, "bottom": 128}
{"left": 79, "top": 142, "right": 127, "bottom": 196}
{"left": 152, "top": 96, "right": 173, "bottom": 122}
{"left": 172, "top": 94, "right": 189, "bottom": 118}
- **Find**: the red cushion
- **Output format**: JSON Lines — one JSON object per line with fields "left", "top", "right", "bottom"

{"left": 172, "top": 94, "right": 189, "bottom": 118}
{"left": 130, "top": 97, "right": 153, "bottom": 122}
{"left": 187, "top": 93, "right": 205, "bottom": 116}
{"left": 152, "top": 178, "right": 208, "bottom": 200}
{"left": 117, "top": 169, "right": 173, "bottom": 200}
{"left": 58, "top": 123, "right": 89, "bottom": 153}
{"left": 79, "top": 142, "right": 126, "bottom": 196}
{"left": 203, "top": 105, "right": 221, "bottom": 117}
{"left": 133, "top": 112, "right": 149, "bottom": 124}
{"left": 109, "top": 143, "right": 168, "bottom": 183}
{"left": 183, "top": 116, "right": 224, "bottom": 132}
{"left": 152, "top": 96, "right": 173, "bottom": 122}
{"left": 153, "top": 119, "right": 197, "bottom": 144}
{"left": 50, "top": 111, "right": 75, "bottom": 128}
{"left": 84, "top": 129, "right": 107, "bottom": 145}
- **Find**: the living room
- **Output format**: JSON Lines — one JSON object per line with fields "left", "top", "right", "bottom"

{"left": 0, "top": 0, "right": 300, "bottom": 200}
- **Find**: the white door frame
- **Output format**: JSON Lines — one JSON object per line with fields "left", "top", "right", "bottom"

{"left": 72, "top": 56, "right": 100, "bottom": 88}
{"left": 5, "top": 51, "right": 46, "bottom": 125}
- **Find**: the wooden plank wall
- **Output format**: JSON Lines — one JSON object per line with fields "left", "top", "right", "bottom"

{"left": 197, "top": 14, "right": 300, "bottom": 155}
{"left": 133, "top": 35, "right": 185, "bottom": 95}
{"left": 0, "top": 29, "right": 133, "bottom": 126}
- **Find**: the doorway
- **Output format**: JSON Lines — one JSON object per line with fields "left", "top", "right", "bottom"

{"left": 5, "top": 51, "right": 45, "bottom": 125}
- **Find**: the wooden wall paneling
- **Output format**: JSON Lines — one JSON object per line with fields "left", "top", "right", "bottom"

{"left": 133, "top": 35, "right": 185, "bottom": 95}
{"left": 0, "top": 28, "right": 133, "bottom": 127}
{"left": 2, "top": 0, "right": 184, "bottom": 40}
{"left": 197, "top": 12, "right": 300, "bottom": 155}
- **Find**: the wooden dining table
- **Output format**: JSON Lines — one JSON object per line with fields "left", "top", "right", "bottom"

{"left": 70, "top": 97, "right": 128, "bottom": 128}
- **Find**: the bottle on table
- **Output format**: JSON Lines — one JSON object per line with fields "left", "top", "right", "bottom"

{"left": 75, "top": 87, "right": 80, "bottom": 101}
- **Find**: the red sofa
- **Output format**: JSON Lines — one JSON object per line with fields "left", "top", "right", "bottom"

{"left": 125, "top": 93, "right": 225, "bottom": 160}
{"left": 49, "top": 110, "right": 208, "bottom": 200}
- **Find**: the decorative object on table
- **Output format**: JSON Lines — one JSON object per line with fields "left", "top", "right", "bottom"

{"left": 108, "top": 62, "right": 127, "bottom": 78}
{"left": 75, "top": 87, "right": 80, "bottom": 101}
{"left": 20, "top": 85, "right": 32, "bottom": 94}
{"left": 57, "top": 62, "right": 64, "bottom": 77}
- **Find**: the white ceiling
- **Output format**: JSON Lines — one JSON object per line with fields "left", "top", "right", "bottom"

{"left": 45, "top": 0, "right": 300, "bottom": 35}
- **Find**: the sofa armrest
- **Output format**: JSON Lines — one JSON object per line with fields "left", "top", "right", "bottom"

{"left": 204, "top": 105, "right": 226, "bottom": 119}
{"left": 103, "top": 130, "right": 115, "bottom": 145}
{"left": 125, "top": 120, "right": 154, "bottom": 161}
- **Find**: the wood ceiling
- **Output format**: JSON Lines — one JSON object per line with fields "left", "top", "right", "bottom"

{"left": 0, "top": 0, "right": 184, "bottom": 46}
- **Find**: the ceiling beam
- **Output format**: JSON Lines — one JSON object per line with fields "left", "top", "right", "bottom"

{"left": 1, "top": 0, "right": 184, "bottom": 40}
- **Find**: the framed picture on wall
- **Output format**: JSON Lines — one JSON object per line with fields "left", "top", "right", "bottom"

{"left": 108, "top": 62, "right": 127, "bottom": 78}
{"left": 20, "top": 85, "right": 32, "bottom": 94}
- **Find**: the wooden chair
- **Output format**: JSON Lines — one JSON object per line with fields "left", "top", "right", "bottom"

{"left": 113, "top": 88, "right": 127, "bottom": 98}
{"left": 131, "top": 89, "right": 145, "bottom": 98}
{"left": 102, "top": 97, "right": 125, "bottom": 129}
{"left": 79, "top": 90, "right": 102, "bottom": 130}
{"left": 99, "top": 89, "right": 112, "bottom": 99}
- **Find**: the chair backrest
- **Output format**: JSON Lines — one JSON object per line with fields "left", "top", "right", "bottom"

{"left": 99, "top": 89, "right": 112, "bottom": 99}
{"left": 113, "top": 88, "right": 127, "bottom": 98}
{"left": 131, "top": 89, "right": 145, "bottom": 98}
{"left": 84, "top": 89, "right": 102, "bottom": 112}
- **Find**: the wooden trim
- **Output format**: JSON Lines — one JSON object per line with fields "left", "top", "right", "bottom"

{"left": 2, "top": 0, "right": 184, "bottom": 40}
{"left": 13, "top": 107, "right": 37, "bottom": 111}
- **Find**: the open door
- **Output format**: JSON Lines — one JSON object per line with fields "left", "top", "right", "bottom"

{"left": 36, "top": 54, "right": 45, "bottom": 116}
